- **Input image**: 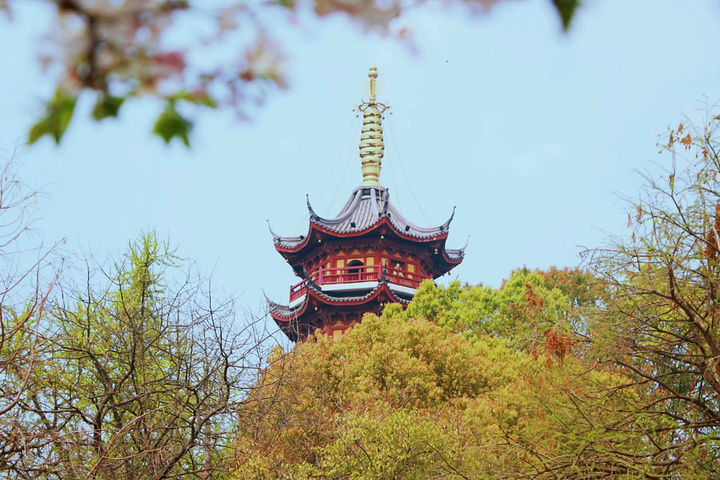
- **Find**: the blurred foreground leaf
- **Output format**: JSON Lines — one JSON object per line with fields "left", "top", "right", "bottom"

{"left": 28, "top": 89, "right": 77, "bottom": 145}
{"left": 91, "top": 95, "right": 125, "bottom": 121}
{"left": 552, "top": 0, "right": 580, "bottom": 31}
{"left": 170, "top": 90, "right": 218, "bottom": 108}
{"left": 153, "top": 103, "right": 192, "bottom": 146}
{"left": 17, "top": 0, "right": 578, "bottom": 148}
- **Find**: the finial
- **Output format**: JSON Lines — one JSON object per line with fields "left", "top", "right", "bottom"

{"left": 368, "top": 64, "right": 378, "bottom": 102}
{"left": 357, "top": 65, "right": 389, "bottom": 187}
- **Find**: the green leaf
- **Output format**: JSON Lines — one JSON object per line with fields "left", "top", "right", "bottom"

{"left": 169, "top": 90, "right": 217, "bottom": 108}
{"left": 28, "top": 88, "right": 78, "bottom": 145}
{"left": 92, "top": 94, "right": 125, "bottom": 121}
{"left": 153, "top": 103, "right": 192, "bottom": 147}
{"left": 551, "top": 0, "right": 580, "bottom": 31}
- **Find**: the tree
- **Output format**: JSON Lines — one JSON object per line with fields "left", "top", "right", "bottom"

{"left": 0, "top": 153, "right": 61, "bottom": 477}
{"left": 386, "top": 267, "right": 604, "bottom": 359}
{"left": 5, "top": 233, "right": 270, "bottom": 479}
{"left": 587, "top": 111, "right": 720, "bottom": 476}
{"left": 0, "top": 0, "right": 580, "bottom": 146}
{"left": 234, "top": 313, "right": 659, "bottom": 479}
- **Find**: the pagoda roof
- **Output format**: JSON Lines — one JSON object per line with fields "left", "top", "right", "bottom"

{"left": 267, "top": 278, "right": 410, "bottom": 321}
{"left": 445, "top": 247, "right": 466, "bottom": 261}
{"left": 271, "top": 186, "right": 463, "bottom": 260}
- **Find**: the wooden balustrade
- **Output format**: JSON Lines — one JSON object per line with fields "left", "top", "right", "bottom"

{"left": 289, "top": 264, "right": 428, "bottom": 301}
{"left": 289, "top": 282, "right": 308, "bottom": 302}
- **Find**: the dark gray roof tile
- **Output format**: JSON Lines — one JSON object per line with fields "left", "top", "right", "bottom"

{"left": 271, "top": 186, "right": 460, "bottom": 249}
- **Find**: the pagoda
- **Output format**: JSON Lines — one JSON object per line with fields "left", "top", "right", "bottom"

{"left": 268, "top": 66, "right": 465, "bottom": 341}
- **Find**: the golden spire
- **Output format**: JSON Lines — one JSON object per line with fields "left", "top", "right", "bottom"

{"left": 358, "top": 65, "right": 389, "bottom": 187}
{"left": 368, "top": 64, "right": 378, "bottom": 101}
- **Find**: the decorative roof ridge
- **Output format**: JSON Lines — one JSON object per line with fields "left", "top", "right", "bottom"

{"left": 333, "top": 188, "right": 365, "bottom": 222}
{"left": 267, "top": 220, "right": 281, "bottom": 242}
{"left": 306, "top": 194, "right": 320, "bottom": 221}
{"left": 369, "top": 186, "right": 380, "bottom": 219}
{"left": 270, "top": 305, "right": 307, "bottom": 321}
{"left": 385, "top": 203, "right": 448, "bottom": 237}
{"left": 302, "top": 266, "right": 323, "bottom": 293}
{"left": 441, "top": 206, "right": 456, "bottom": 232}
{"left": 381, "top": 187, "right": 390, "bottom": 217}
{"left": 308, "top": 188, "right": 358, "bottom": 226}
{"left": 268, "top": 216, "right": 310, "bottom": 247}
{"left": 445, "top": 248, "right": 466, "bottom": 260}
{"left": 312, "top": 186, "right": 383, "bottom": 227}
{"left": 444, "top": 235, "right": 470, "bottom": 260}
{"left": 265, "top": 291, "right": 305, "bottom": 319}
{"left": 263, "top": 291, "right": 280, "bottom": 309}
{"left": 271, "top": 232, "right": 307, "bottom": 247}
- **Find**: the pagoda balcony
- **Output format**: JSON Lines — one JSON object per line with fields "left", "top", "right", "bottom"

{"left": 289, "top": 265, "right": 429, "bottom": 303}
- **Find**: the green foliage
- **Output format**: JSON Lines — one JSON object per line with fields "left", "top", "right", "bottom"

{"left": 153, "top": 102, "right": 193, "bottom": 146}
{"left": 27, "top": 88, "right": 77, "bottom": 144}
{"left": 91, "top": 94, "right": 125, "bottom": 121}
{"left": 151, "top": 92, "right": 216, "bottom": 145}
{"left": 552, "top": 0, "right": 581, "bottom": 31}
{"left": 391, "top": 267, "right": 603, "bottom": 358}
{"left": 235, "top": 314, "right": 654, "bottom": 479}
{"left": 14, "top": 232, "right": 249, "bottom": 479}
{"left": 31, "top": 88, "right": 216, "bottom": 147}
{"left": 311, "top": 407, "right": 458, "bottom": 480}
{"left": 170, "top": 90, "right": 218, "bottom": 108}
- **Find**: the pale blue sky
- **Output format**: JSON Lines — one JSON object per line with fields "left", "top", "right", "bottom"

{"left": 2, "top": 0, "right": 720, "bottom": 321}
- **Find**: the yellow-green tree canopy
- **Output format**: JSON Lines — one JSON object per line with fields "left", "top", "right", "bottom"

{"left": 386, "top": 267, "right": 604, "bottom": 357}
{"left": 235, "top": 313, "right": 659, "bottom": 479}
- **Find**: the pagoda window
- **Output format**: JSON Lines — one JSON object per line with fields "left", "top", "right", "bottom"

{"left": 407, "top": 263, "right": 416, "bottom": 278}
{"left": 347, "top": 259, "right": 364, "bottom": 274}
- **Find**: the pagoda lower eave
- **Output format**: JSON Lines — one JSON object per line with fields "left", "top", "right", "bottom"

{"left": 268, "top": 280, "right": 410, "bottom": 342}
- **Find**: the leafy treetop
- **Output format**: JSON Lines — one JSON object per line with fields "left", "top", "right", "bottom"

{"left": 235, "top": 312, "right": 659, "bottom": 479}
{"left": 385, "top": 266, "right": 605, "bottom": 360}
